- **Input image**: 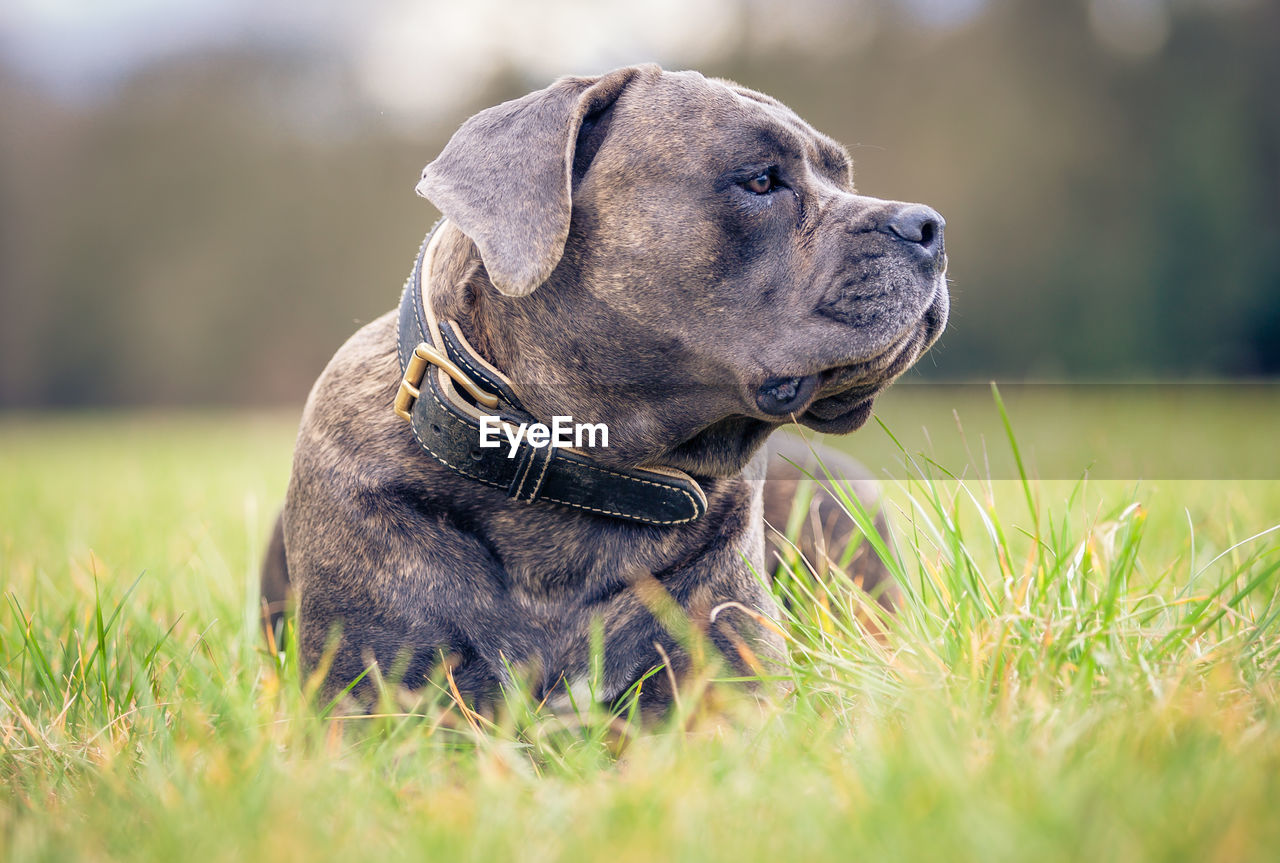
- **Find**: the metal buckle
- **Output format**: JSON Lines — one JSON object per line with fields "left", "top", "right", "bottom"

{"left": 394, "top": 342, "right": 499, "bottom": 422}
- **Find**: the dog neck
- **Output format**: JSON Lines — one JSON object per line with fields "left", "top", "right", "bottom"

{"left": 396, "top": 222, "right": 711, "bottom": 526}
{"left": 421, "top": 220, "right": 781, "bottom": 481}
{"left": 421, "top": 221, "right": 495, "bottom": 355}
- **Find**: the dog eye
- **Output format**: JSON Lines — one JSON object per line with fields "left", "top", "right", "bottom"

{"left": 742, "top": 171, "right": 777, "bottom": 195}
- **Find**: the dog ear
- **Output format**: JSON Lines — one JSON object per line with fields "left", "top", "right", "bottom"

{"left": 416, "top": 65, "right": 651, "bottom": 298}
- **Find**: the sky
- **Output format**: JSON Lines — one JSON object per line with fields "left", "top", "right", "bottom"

{"left": 1, "top": 0, "right": 1000, "bottom": 118}
{"left": 0, "top": 0, "right": 1209, "bottom": 123}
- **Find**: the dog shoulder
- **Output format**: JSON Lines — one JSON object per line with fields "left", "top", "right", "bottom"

{"left": 288, "top": 310, "right": 411, "bottom": 496}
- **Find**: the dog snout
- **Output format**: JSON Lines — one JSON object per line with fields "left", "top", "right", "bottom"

{"left": 882, "top": 204, "right": 945, "bottom": 263}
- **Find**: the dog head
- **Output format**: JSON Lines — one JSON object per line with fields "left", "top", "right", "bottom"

{"left": 418, "top": 64, "right": 948, "bottom": 476}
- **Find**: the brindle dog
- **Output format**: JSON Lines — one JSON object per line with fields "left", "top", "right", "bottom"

{"left": 262, "top": 64, "right": 948, "bottom": 711}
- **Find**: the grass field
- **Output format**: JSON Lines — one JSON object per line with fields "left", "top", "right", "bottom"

{"left": 3, "top": 385, "right": 1279, "bottom": 862}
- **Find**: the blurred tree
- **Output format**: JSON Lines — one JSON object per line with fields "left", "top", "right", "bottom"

{"left": 1, "top": 0, "right": 1276, "bottom": 407}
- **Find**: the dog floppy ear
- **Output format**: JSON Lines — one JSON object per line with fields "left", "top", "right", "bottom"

{"left": 416, "top": 65, "right": 651, "bottom": 298}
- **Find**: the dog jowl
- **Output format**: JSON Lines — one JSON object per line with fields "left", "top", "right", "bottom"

{"left": 263, "top": 64, "right": 948, "bottom": 714}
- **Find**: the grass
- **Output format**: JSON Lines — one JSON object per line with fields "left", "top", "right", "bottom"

{"left": 2, "top": 387, "right": 1279, "bottom": 862}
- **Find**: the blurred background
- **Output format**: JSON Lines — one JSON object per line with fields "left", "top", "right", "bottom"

{"left": 1, "top": 0, "right": 1277, "bottom": 409}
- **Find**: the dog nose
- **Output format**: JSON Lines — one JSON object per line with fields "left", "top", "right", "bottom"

{"left": 884, "top": 204, "right": 945, "bottom": 258}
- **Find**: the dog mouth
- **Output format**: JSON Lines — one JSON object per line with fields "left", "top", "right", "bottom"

{"left": 794, "top": 370, "right": 888, "bottom": 433}
{"left": 751, "top": 363, "right": 889, "bottom": 433}
{"left": 804, "top": 288, "right": 949, "bottom": 431}
{"left": 755, "top": 307, "right": 940, "bottom": 433}
{"left": 668, "top": 302, "right": 941, "bottom": 475}
{"left": 797, "top": 386, "right": 879, "bottom": 434}
{"left": 755, "top": 326, "right": 907, "bottom": 413}
{"left": 754, "top": 369, "right": 880, "bottom": 418}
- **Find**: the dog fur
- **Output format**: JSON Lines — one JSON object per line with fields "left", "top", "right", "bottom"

{"left": 263, "top": 65, "right": 947, "bottom": 712}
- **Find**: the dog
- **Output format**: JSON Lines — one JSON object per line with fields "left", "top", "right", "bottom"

{"left": 262, "top": 64, "right": 948, "bottom": 712}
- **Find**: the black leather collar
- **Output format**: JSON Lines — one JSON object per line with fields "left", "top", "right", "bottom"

{"left": 394, "top": 225, "right": 708, "bottom": 526}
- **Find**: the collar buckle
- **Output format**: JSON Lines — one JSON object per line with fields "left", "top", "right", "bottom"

{"left": 394, "top": 341, "right": 499, "bottom": 422}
